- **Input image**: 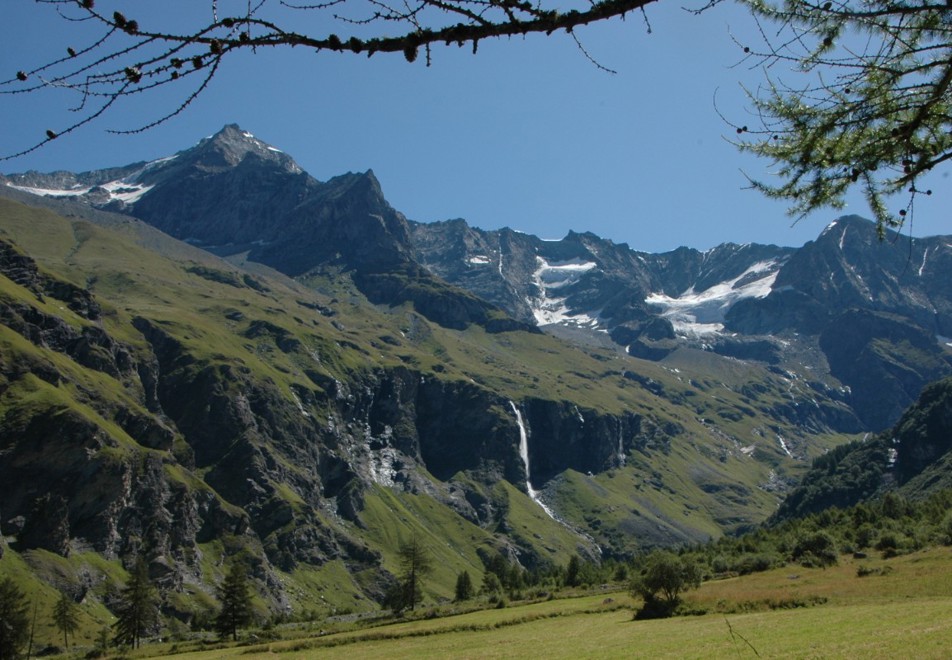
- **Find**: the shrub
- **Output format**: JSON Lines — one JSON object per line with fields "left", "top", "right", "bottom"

{"left": 792, "top": 531, "right": 838, "bottom": 567}
{"left": 734, "top": 553, "right": 780, "bottom": 575}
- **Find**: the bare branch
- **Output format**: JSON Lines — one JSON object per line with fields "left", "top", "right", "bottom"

{"left": 3, "top": 0, "right": 660, "bottom": 158}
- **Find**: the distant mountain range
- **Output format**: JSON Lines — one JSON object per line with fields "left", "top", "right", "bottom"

{"left": 1, "top": 124, "right": 950, "bottom": 614}
{"left": 6, "top": 124, "right": 950, "bottom": 431}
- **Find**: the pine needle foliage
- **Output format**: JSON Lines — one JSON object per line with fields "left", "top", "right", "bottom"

{"left": 733, "top": 0, "right": 951, "bottom": 233}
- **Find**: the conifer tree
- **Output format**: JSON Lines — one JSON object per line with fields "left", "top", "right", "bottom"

{"left": 52, "top": 591, "right": 80, "bottom": 651}
{"left": 396, "top": 535, "right": 432, "bottom": 611}
{"left": 454, "top": 570, "right": 474, "bottom": 602}
{"left": 564, "top": 555, "right": 582, "bottom": 587}
{"left": 113, "top": 558, "right": 159, "bottom": 649}
{"left": 215, "top": 563, "right": 254, "bottom": 641}
{"left": 0, "top": 578, "right": 30, "bottom": 660}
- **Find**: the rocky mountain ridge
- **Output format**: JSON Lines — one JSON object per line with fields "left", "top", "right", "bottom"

{"left": 6, "top": 125, "right": 950, "bottom": 433}
{"left": 409, "top": 213, "right": 952, "bottom": 430}
{"left": 9, "top": 126, "right": 949, "bottom": 431}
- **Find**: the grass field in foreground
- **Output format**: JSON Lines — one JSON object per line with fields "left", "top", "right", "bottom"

{"left": 161, "top": 547, "right": 952, "bottom": 660}
{"left": 168, "top": 599, "right": 952, "bottom": 659}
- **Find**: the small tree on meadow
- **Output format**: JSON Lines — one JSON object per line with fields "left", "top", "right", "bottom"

{"left": 52, "top": 591, "right": 80, "bottom": 651}
{"left": 480, "top": 571, "right": 503, "bottom": 596}
{"left": 215, "top": 563, "right": 254, "bottom": 641}
{"left": 629, "top": 551, "right": 702, "bottom": 619}
{"left": 563, "top": 555, "right": 582, "bottom": 588}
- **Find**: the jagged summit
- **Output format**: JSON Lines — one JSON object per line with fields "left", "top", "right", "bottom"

{"left": 0, "top": 124, "right": 304, "bottom": 210}
{"left": 170, "top": 124, "right": 303, "bottom": 174}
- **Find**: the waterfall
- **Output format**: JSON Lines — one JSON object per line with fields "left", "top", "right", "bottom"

{"left": 617, "top": 427, "right": 626, "bottom": 467}
{"left": 776, "top": 434, "right": 793, "bottom": 458}
{"left": 509, "top": 401, "right": 556, "bottom": 519}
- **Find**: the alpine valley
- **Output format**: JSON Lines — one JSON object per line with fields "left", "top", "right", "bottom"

{"left": 1, "top": 125, "right": 950, "bottom": 621}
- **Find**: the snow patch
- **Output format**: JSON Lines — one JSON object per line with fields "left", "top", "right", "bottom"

{"left": 530, "top": 257, "right": 600, "bottom": 328}
{"left": 468, "top": 255, "right": 491, "bottom": 265}
{"left": 101, "top": 180, "right": 154, "bottom": 203}
{"left": 148, "top": 155, "right": 178, "bottom": 166}
{"left": 6, "top": 154, "right": 174, "bottom": 205}
{"left": 645, "top": 261, "right": 778, "bottom": 338}
{"left": 919, "top": 247, "right": 930, "bottom": 277}
{"left": 536, "top": 257, "right": 597, "bottom": 288}
{"left": 5, "top": 183, "right": 89, "bottom": 197}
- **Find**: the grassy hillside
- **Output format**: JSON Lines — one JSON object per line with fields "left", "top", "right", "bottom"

{"left": 0, "top": 190, "right": 859, "bottom": 630}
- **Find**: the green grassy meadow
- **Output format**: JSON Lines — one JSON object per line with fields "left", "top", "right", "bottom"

{"left": 91, "top": 547, "right": 952, "bottom": 660}
{"left": 238, "top": 600, "right": 952, "bottom": 660}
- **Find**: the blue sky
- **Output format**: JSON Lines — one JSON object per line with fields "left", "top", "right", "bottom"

{"left": 1, "top": 1, "right": 946, "bottom": 253}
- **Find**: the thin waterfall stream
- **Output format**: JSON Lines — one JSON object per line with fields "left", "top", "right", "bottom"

{"left": 509, "top": 401, "right": 556, "bottom": 520}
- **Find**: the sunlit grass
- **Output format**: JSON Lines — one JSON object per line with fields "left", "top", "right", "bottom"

{"left": 155, "top": 548, "right": 952, "bottom": 660}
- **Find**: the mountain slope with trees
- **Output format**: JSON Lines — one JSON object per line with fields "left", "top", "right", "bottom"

{"left": 774, "top": 375, "right": 952, "bottom": 521}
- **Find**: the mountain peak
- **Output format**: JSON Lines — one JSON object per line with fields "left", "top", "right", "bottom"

{"left": 819, "top": 214, "right": 876, "bottom": 238}
{"left": 184, "top": 124, "right": 302, "bottom": 173}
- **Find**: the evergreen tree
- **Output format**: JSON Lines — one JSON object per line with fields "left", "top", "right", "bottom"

{"left": 94, "top": 626, "right": 110, "bottom": 656}
{"left": 52, "top": 591, "right": 80, "bottom": 651}
{"left": 480, "top": 571, "right": 503, "bottom": 596}
{"left": 395, "top": 535, "right": 432, "bottom": 611}
{"left": 454, "top": 571, "right": 474, "bottom": 602}
{"left": 0, "top": 578, "right": 30, "bottom": 660}
{"left": 564, "top": 555, "right": 582, "bottom": 587}
{"left": 215, "top": 563, "right": 254, "bottom": 641}
{"left": 113, "top": 558, "right": 159, "bottom": 649}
